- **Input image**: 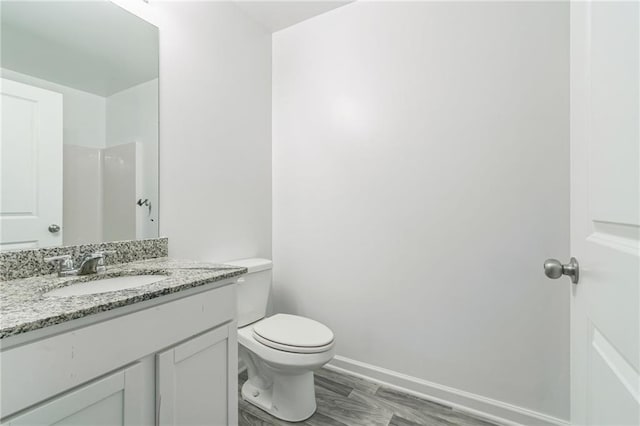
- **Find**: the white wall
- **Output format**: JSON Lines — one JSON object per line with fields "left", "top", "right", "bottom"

{"left": 1, "top": 68, "right": 106, "bottom": 149}
{"left": 106, "top": 79, "right": 159, "bottom": 239}
{"left": 273, "top": 1, "right": 569, "bottom": 422}
{"left": 151, "top": 1, "right": 272, "bottom": 261}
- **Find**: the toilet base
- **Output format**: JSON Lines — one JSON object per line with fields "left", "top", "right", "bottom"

{"left": 241, "top": 370, "right": 317, "bottom": 422}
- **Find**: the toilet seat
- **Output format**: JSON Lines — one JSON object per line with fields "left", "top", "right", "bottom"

{"left": 252, "top": 314, "right": 334, "bottom": 354}
{"left": 238, "top": 325, "right": 335, "bottom": 369}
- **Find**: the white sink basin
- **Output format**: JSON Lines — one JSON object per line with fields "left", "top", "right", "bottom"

{"left": 46, "top": 274, "right": 167, "bottom": 297}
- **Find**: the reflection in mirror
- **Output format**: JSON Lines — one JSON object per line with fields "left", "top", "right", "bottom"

{"left": 0, "top": 0, "right": 159, "bottom": 250}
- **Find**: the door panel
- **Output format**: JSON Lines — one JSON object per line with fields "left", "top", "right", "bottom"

{"left": 570, "top": 1, "right": 640, "bottom": 425}
{"left": 0, "top": 78, "right": 63, "bottom": 249}
{"left": 589, "top": 3, "right": 639, "bottom": 226}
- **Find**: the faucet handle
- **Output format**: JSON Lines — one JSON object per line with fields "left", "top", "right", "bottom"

{"left": 44, "top": 255, "right": 75, "bottom": 276}
{"left": 44, "top": 254, "right": 72, "bottom": 265}
{"left": 92, "top": 250, "right": 116, "bottom": 273}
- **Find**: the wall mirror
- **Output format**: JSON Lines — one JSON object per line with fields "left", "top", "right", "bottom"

{"left": 0, "top": 0, "right": 159, "bottom": 250}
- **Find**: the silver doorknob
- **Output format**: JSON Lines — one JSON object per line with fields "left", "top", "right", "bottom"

{"left": 544, "top": 257, "right": 579, "bottom": 284}
{"left": 48, "top": 224, "right": 61, "bottom": 233}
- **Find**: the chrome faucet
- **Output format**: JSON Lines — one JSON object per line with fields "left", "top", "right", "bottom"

{"left": 45, "top": 251, "right": 115, "bottom": 277}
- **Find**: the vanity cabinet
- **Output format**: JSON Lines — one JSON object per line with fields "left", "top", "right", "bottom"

{"left": 157, "top": 325, "right": 237, "bottom": 425}
{"left": 0, "top": 281, "right": 238, "bottom": 425}
{"left": 5, "top": 364, "right": 144, "bottom": 425}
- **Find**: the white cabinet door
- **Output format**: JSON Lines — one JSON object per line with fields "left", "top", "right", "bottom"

{"left": 570, "top": 1, "right": 640, "bottom": 425}
{"left": 157, "top": 323, "right": 238, "bottom": 426}
{"left": 4, "top": 363, "right": 143, "bottom": 425}
{"left": 0, "top": 78, "right": 63, "bottom": 250}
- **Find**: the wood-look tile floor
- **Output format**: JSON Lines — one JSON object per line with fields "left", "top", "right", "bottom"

{"left": 238, "top": 369, "right": 499, "bottom": 426}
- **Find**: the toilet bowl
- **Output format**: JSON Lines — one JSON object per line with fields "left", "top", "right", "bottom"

{"left": 225, "top": 259, "right": 335, "bottom": 422}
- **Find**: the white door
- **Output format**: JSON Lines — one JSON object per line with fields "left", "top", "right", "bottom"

{"left": 156, "top": 324, "right": 238, "bottom": 426}
{"left": 0, "top": 78, "right": 63, "bottom": 250}
{"left": 569, "top": 2, "right": 639, "bottom": 425}
{"left": 4, "top": 363, "right": 143, "bottom": 425}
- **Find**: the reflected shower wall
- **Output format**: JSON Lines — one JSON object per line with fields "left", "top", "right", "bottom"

{"left": 63, "top": 145, "right": 102, "bottom": 245}
{"left": 64, "top": 141, "right": 154, "bottom": 246}
{"left": 102, "top": 143, "right": 137, "bottom": 242}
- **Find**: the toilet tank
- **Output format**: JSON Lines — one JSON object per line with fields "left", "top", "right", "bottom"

{"left": 224, "top": 258, "right": 273, "bottom": 327}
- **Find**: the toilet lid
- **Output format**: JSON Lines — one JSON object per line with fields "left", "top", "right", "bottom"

{"left": 252, "top": 314, "right": 334, "bottom": 351}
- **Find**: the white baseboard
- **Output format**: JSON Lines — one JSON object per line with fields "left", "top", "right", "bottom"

{"left": 326, "top": 356, "right": 570, "bottom": 426}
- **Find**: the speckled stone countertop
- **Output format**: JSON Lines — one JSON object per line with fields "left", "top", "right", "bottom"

{"left": 0, "top": 258, "right": 247, "bottom": 339}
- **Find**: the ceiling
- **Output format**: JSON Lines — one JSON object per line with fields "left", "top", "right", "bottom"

{"left": 233, "top": 1, "right": 353, "bottom": 33}
{"left": 1, "top": 1, "right": 158, "bottom": 97}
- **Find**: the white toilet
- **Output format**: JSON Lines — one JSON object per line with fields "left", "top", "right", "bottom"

{"left": 226, "top": 258, "right": 335, "bottom": 422}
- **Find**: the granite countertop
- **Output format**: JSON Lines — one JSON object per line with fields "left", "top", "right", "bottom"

{"left": 0, "top": 258, "right": 247, "bottom": 339}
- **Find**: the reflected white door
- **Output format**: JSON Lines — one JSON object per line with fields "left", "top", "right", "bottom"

{"left": 0, "top": 78, "right": 63, "bottom": 249}
{"left": 570, "top": 2, "right": 640, "bottom": 425}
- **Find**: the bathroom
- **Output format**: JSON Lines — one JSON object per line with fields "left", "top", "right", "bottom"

{"left": 0, "top": 1, "right": 637, "bottom": 425}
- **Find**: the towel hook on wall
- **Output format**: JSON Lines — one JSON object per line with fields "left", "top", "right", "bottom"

{"left": 137, "top": 198, "right": 152, "bottom": 216}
